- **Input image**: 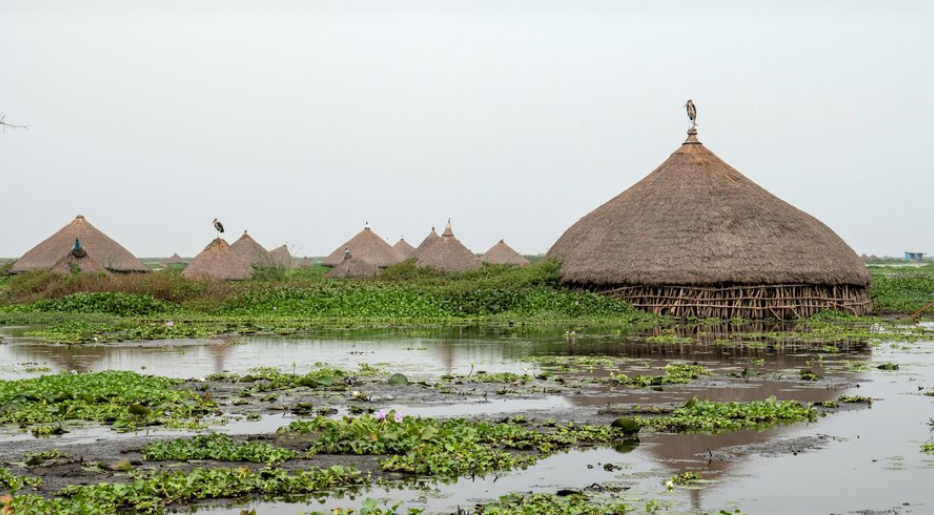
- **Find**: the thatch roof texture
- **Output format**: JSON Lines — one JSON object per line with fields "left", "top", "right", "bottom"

{"left": 182, "top": 238, "right": 254, "bottom": 281}
{"left": 412, "top": 227, "right": 440, "bottom": 258}
{"left": 416, "top": 221, "right": 482, "bottom": 272}
{"left": 163, "top": 253, "right": 186, "bottom": 266}
{"left": 269, "top": 245, "right": 293, "bottom": 269}
{"left": 482, "top": 240, "right": 530, "bottom": 266}
{"left": 393, "top": 238, "right": 417, "bottom": 259}
{"left": 11, "top": 215, "right": 148, "bottom": 274}
{"left": 322, "top": 227, "right": 405, "bottom": 268}
{"left": 51, "top": 250, "right": 111, "bottom": 275}
{"left": 546, "top": 128, "right": 870, "bottom": 318}
{"left": 326, "top": 256, "right": 380, "bottom": 279}
{"left": 231, "top": 231, "right": 272, "bottom": 267}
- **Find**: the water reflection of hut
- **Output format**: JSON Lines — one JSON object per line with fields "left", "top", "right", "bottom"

{"left": 10, "top": 215, "right": 148, "bottom": 274}
{"left": 327, "top": 256, "right": 380, "bottom": 279}
{"left": 183, "top": 239, "right": 254, "bottom": 281}
{"left": 481, "top": 240, "right": 530, "bottom": 266}
{"left": 230, "top": 231, "right": 273, "bottom": 267}
{"left": 416, "top": 220, "right": 481, "bottom": 272}
{"left": 322, "top": 226, "right": 405, "bottom": 268}
{"left": 546, "top": 123, "right": 871, "bottom": 319}
{"left": 393, "top": 238, "right": 417, "bottom": 259}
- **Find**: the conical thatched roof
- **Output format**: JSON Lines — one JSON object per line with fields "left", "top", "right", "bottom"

{"left": 326, "top": 256, "right": 380, "bottom": 279}
{"left": 547, "top": 130, "right": 870, "bottom": 287}
{"left": 11, "top": 215, "right": 148, "bottom": 273}
{"left": 51, "top": 249, "right": 112, "bottom": 275}
{"left": 294, "top": 256, "right": 315, "bottom": 268}
{"left": 163, "top": 253, "right": 186, "bottom": 266}
{"left": 482, "top": 240, "right": 531, "bottom": 266}
{"left": 416, "top": 221, "right": 482, "bottom": 272}
{"left": 269, "top": 245, "right": 293, "bottom": 268}
{"left": 231, "top": 231, "right": 272, "bottom": 267}
{"left": 182, "top": 238, "right": 253, "bottom": 281}
{"left": 393, "top": 238, "right": 417, "bottom": 259}
{"left": 322, "top": 227, "right": 405, "bottom": 268}
{"left": 413, "top": 227, "right": 440, "bottom": 258}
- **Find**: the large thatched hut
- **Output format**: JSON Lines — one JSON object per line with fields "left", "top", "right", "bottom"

{"left": 416, "top": 221, "right": 482, "bottom": 272}
{"left": 322, "top": 226, "right": 404, "bottom": 268}
{"left": 412, "top": 227, "right": 440, "bottom": 258}
{"left": 183, "top": 238, "right": 254, "bottom": 281}
{"left": 269, "top": 245, "right": 293, "bottom": 269}
{"left": 10, "top": 215, "right": 148, "bottom": 274}
{"left": 393, "top": 238, "right": 417, "bottom": 259}
{"left": 327, "top": 256, "right": 380, "bottom": 279}
{"left": 546, "top": 126, "right": 871, "bottom": 319}
{"left": 482, "top": 240, "right": 531, "bottom": 266}
{"left": 231, "top": 231, "right": 272, "bottom": 267}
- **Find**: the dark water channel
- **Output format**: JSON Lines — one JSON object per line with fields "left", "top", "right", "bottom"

{"left": 1, "top": 325, "right": 933, "bottom": 514}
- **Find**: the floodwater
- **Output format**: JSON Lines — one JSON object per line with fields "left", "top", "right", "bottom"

{"left": 2, "top": 324, "right": 933, "bottom": 514}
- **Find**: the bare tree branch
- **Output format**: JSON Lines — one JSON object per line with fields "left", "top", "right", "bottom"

{"left": 0, "top": 113, "right": 29, "bottom": 132}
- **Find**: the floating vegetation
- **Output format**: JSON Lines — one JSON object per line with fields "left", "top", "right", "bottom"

{"left": 922, "top": 442, "right": 934, "bottom": 455}
{"left": 141, "top": 433, "right": 296, "bottom": 464}
{"left": 637, "top": 397, "right": 817, "bottom": 433}
{"left": 876, "top": 363, "right": 900, "bottom": 371}
{"left": 799, "top": 369, "right": 822, "bottom": 381}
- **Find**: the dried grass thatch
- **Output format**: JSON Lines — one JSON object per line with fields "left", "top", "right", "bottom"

{"left": 294, "top": 256, "right": 315, "bottom": 268}
{"left": 51, "top": 249, "right": 112, "bottom": 276}
{"left": 393, "top": 238, "right": 417, "bottom": 259}
{"left": 231, "top": 231, "right": 273, "bottom": 267}
{"left": 269, "top": 245, "right": 293, "bottom": 269}
{"left": 413, "top": 227, "right": 440, "bottom": 258}
{"left": 11, "top": 215, "right": 148, "bottom": 273}
{"left": 546, "top": 128, "right": 871, "bottom": 319}
{"left": 482, "top": 240, "right": 530, "bottom": 266}
{"left": 182, "top": 238, "right": 254, "bottom": 281}
{"left": 326, "top": 256, "right": 380, "bottom": 279}
{"left": 162, "top": 253, "right": 186, "bottom": 266}
{"left": 322, "top": 226, "right": 405, "bottom": 268}
{"left": 416, "top": 221, "right": 482, "bottom": 272}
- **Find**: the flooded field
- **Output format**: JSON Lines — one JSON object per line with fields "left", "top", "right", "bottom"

{"left": 1, "top": 324, "right": 933, "bottom": 514}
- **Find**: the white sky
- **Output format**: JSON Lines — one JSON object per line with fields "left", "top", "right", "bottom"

{"left": 1, "top": 1, "right": 932, "bottom": 258}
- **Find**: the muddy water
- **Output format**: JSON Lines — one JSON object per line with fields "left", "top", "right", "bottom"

{"left": 2, "top": 325, "right": 933, "bottom": 514}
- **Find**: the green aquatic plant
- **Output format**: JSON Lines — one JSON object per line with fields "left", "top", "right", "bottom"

{"left": 0, "top": 468, "right": 42, "bottom": 494}
{"left": 638, "top": 396, "right": 817, "bottom": 433}
{"left": 141, "top": 433, "right": 296, "bottom": 464}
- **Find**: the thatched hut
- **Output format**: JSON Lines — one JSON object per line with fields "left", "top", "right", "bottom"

{"left": 162, "top": 253, "right": 186, "bottom": 266}
{"left": 322, "top": 226, "right": 404, "bottom": 268}
{"left": 416, "top": 221, "right": 482, "bottom": 272}
{"left": 231, "top": 231, "right": 272, "bottom": 267}
{"left": 393, "top": 238, "right": 417, "bottom": 259}
{"left": 51, "top": 248, "right": 112, "bottom": 275}
{"left": 482, "top": 240, "right": 531, "bottom": 266}
{"left": 326, "top": 256, "right": 380, "bottom": 279}
{"left": 293, "top": 256, "right": 315, "bottom": 268}
{"left": 546, "top": 126, "right": 871, "bottom": 319}
{"left": 183, "top": 238, "right": 254, "bottom": 281}
{"left": 10, "top": 215, "right": 148, "bottom": 273}
{"left": 269, "top": 245, "right": 293, "bottom": 269}
{"left": 413, "top": 227, "right": 440, "bottom": 258}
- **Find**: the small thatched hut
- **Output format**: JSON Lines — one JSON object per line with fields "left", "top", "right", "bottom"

{"left": 11, "top": 215, "right": 148, "bottom": 274}
{"left": 546, "top": 125, "right": 871, "bottom": 319}
{"left": 293, "top": 256, "right": 315, "bottom": 268}
{"left": 183, "top": 238, "right": 254, "bottom": 281}
{"left": 51, "top": 247, "right": 111, "bottom": 275}
{"left": 231, "top": 231, "right": 272, "bottom": 267}
{"left": 326, "top": 256, "right": 380, "bottom": 279}
{"left": 162, "top": 253, "right": 186, "bottom": 266}
{"left": 482, "top": 240, "right": 531, "bottom": 266}
{"left": 416, "top": 221, "right": 482, "bottom": 272}
{"left": 269, "top": 245, "right": 293, "bottom": 269}
{"left": 413, "top": 227, "right": 440, "bottom": 258}
{"left": 322, "top": 226, "right": 404, "bottom": 268}
{"left": 393, "top": 238, "right": 417, "bottom": 259}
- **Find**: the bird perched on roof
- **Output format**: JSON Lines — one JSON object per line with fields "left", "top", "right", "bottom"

{"left": 344, "top": 248, "right": 351, "bottom": 260}
{"left": 213, "top": 218, "right": 225, "bottom": 237}
{"left": 72, "top": 238, "right": 87, "bottom": 258}
{"left": 684, "top": 99, "right": 697, "bottom": 126}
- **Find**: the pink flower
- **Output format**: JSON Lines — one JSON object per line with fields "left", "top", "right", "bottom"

{"left": 165, "top": 321, "right": 175, "bottom": 327}
{"left": 394, "top": 412, "right": 404, "bottom": 423}
{"left": 376, "top": 410, "right": 387, "bottom": 421}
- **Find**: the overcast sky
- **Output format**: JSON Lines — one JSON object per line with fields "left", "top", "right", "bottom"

{"left": 2, "top": 1, "right": 931, "bottom": 258}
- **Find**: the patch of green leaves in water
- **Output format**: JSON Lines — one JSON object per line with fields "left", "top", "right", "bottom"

{"left": 279, "top": 414, "right": 628, "bottom": 477}
{"left": 607, "top": 364, "right": 711, "bottom": 388}
{"left": 211, "top": 366, "right": 356, "bottom": 391}
{"left": 0, "top": 371, "right": 217, "bottom": 432}
{"left": 141, "top": 433, "right": 296, "bottom": 464}
{"left": 3, "top": 465, "right": 366, "bottom": 515}
{"left": 0, "top": 467, "right": 42, "bottom": 494}
{"left": 637, "top": 396, "right": 817, "bottom": 433}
